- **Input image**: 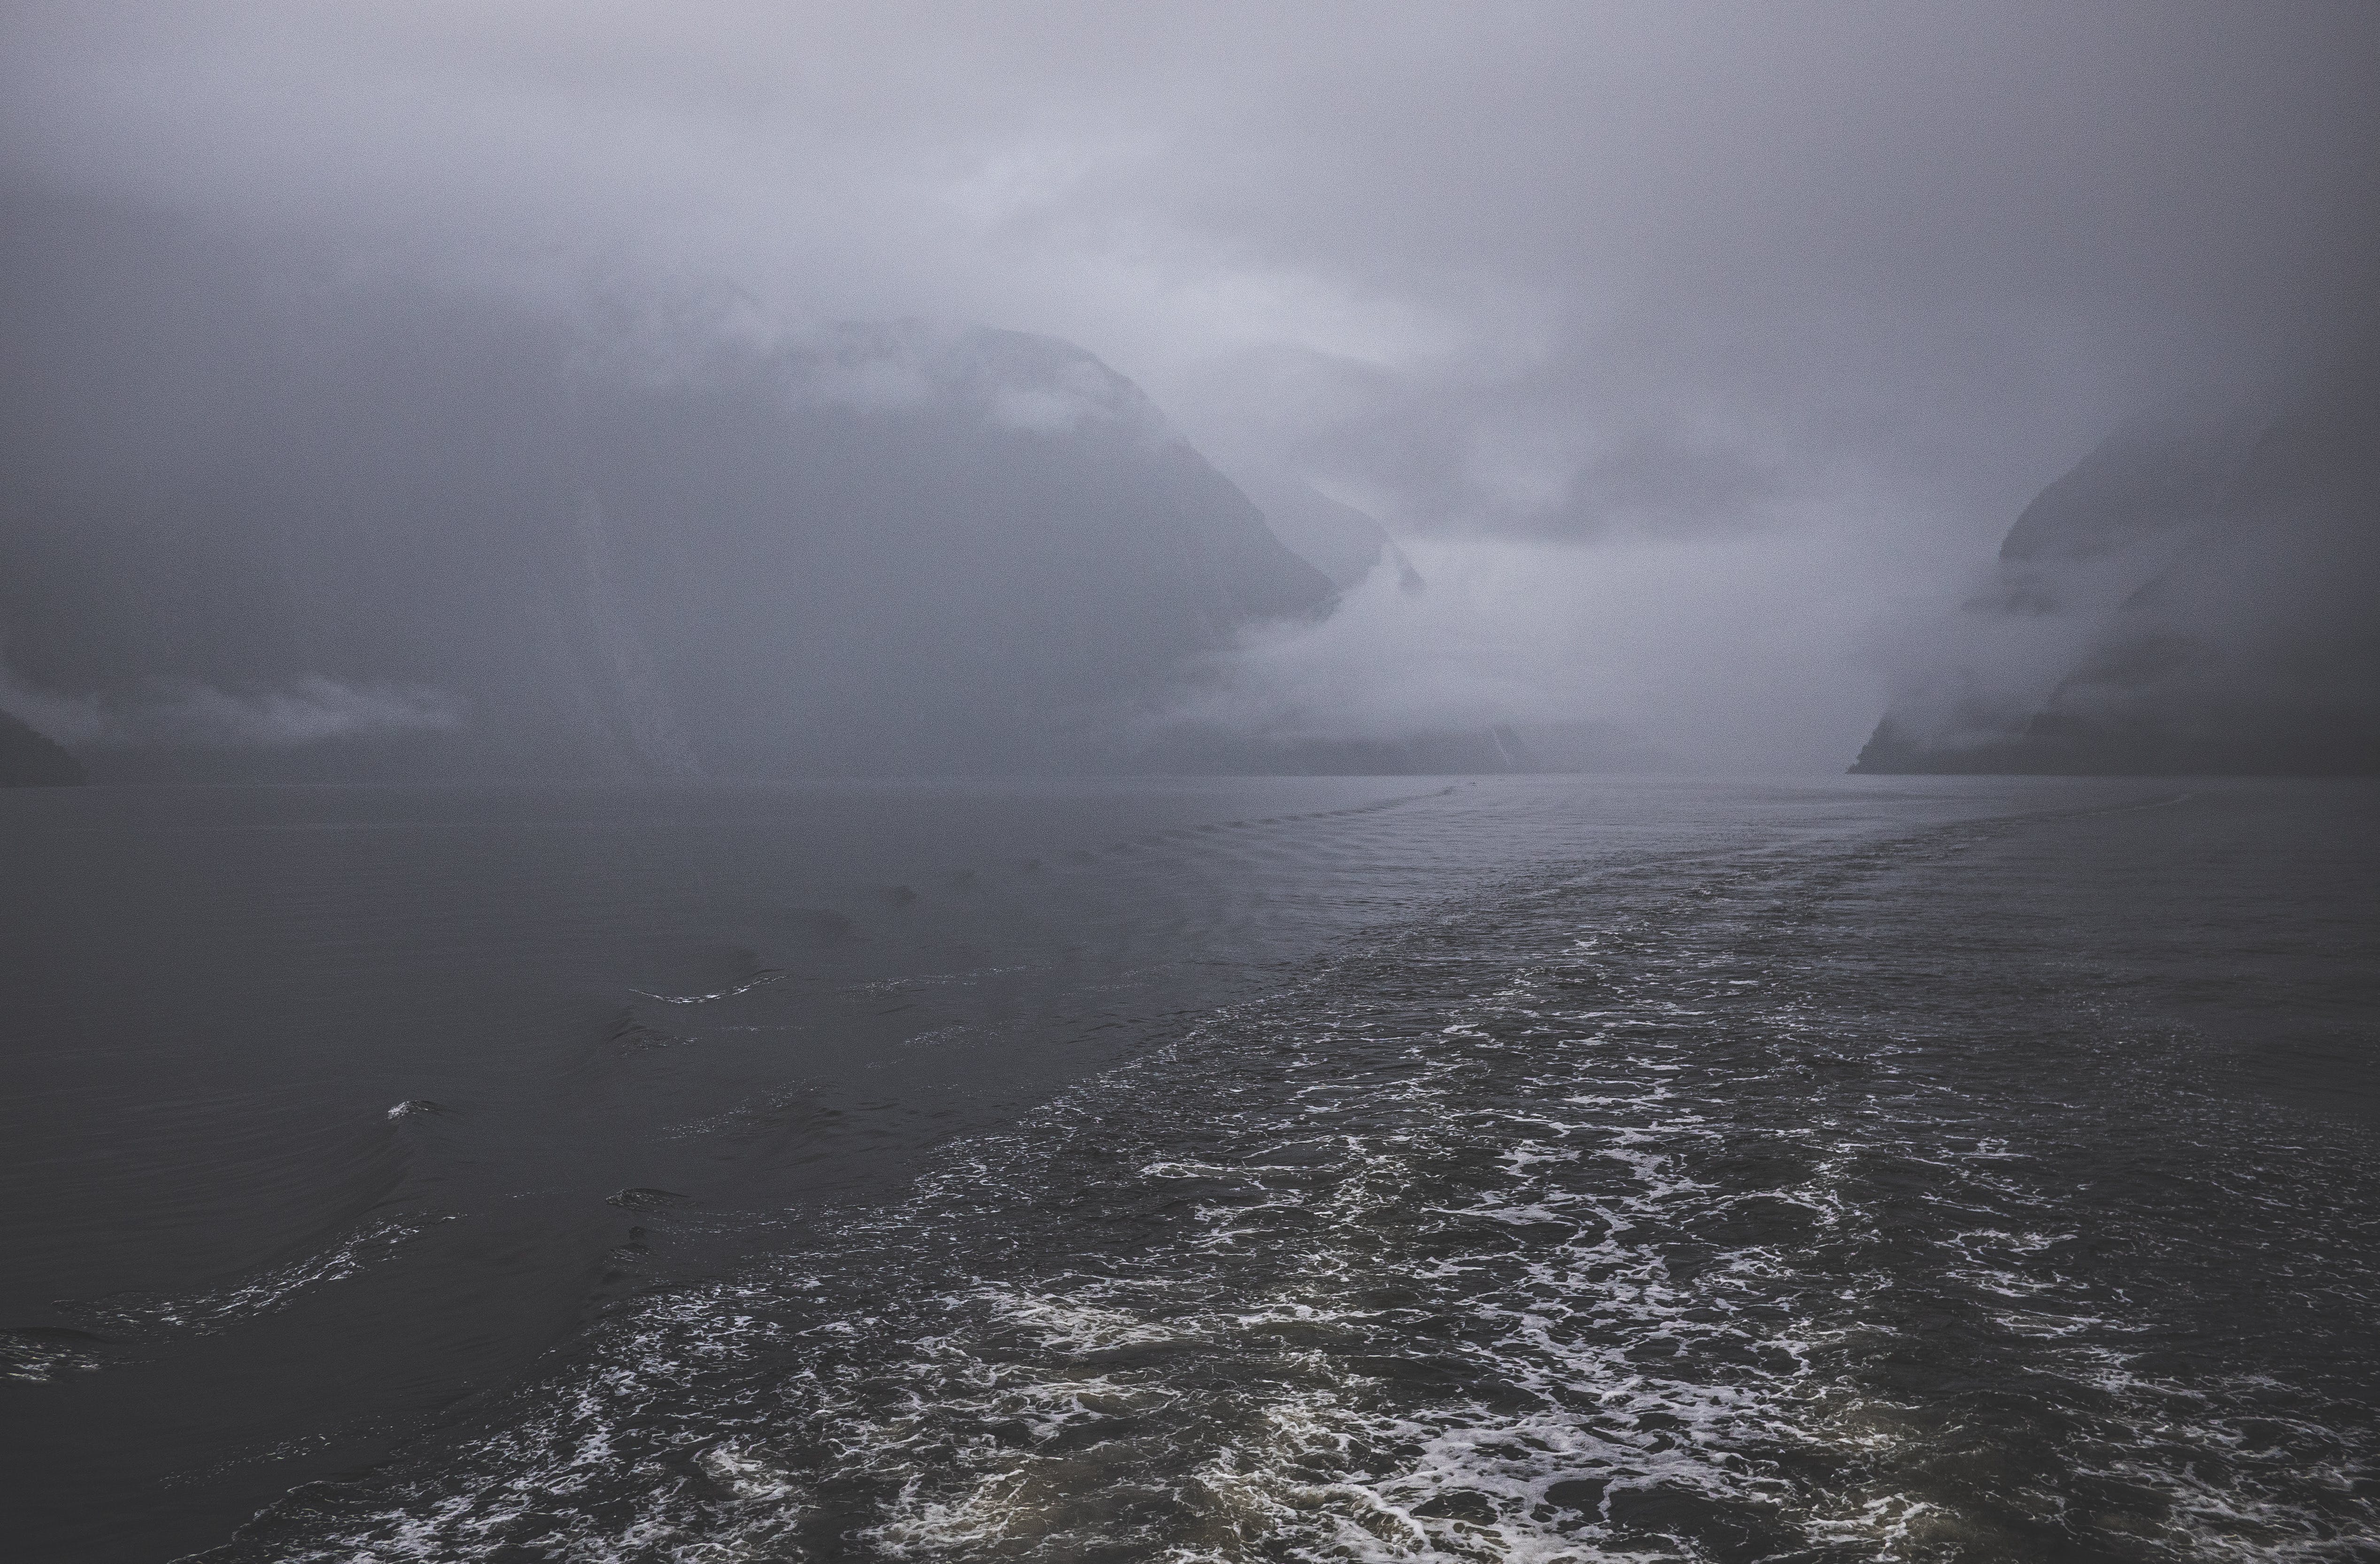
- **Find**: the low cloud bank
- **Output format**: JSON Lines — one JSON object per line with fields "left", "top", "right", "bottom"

{"left": 0, "top": 669, "right": 463, "bottom": 751}
{"left": 1150, "top": 520, "right": 1930, "bottom": 774}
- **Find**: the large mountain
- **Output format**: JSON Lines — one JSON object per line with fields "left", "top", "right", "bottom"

{"left": 0, "top": 190, "right": 1335, "bottom": 780}
{"left": 1853, "top": 353, "right": 2380, "bottom": 775}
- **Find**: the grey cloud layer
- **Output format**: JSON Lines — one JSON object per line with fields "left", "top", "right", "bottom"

{"left": 4, "top": 2, "right": 2372, "bottom": 773}
{"left": 8, "top": 1, "right": 2372, "bottom": 545}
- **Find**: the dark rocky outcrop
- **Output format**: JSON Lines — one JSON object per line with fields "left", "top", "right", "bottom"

{"left": 0, "top": 708, "right": 85, "bottom": 786}
{"left": 1853, "top": 353, "right": 2380, "bottom": 775}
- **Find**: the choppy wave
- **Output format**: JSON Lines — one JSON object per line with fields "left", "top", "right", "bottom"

{"left": 631, "top": 969, "right": 788, "bottom": 1006}
{"left": 0, "top": 1324, "right": 113, "bottom": 1383}
{"left": 212, "top": 818, "right": 2380, "bottom": 1563}
{"left": 59, "top": 1215, "right": 451, "bottom": 1344}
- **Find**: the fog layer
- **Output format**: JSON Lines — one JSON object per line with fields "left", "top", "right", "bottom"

{"left": 4, "top": 4, "right": 2375, "bottom": 773}
{"left": 0, "top": 191, "right": 1331, "bottom": 778}
{"left": 1858, "top": 350, "right": 2380, "bottom": 774}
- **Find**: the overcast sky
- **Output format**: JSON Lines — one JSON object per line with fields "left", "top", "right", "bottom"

{"left": 7, "top": 2, "right": 2375, "bottom": 769}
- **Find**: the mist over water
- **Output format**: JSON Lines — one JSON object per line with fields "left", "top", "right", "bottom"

{"left": 2, "top": 7, "right": 2377, "bottom": 1562}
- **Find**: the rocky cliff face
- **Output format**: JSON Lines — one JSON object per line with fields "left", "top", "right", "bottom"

{"left": 1853, "top": 354, "right": 2380, "bottom": 775}
{"left": 0, "top": 190, "right": 1334, "bottom": 780}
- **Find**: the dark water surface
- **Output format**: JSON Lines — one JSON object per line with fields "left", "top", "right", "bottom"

{"left": 2, "top": 776, "right": 2373, "bottom": 1561}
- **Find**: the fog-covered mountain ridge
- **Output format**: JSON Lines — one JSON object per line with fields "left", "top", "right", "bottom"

{"left": 753, "top": 318, "right": 1180, "bottom": 447}
{"left": 0, "top": 190, "right": 1340, "bottom": 780}
{"left": 1854, "top": 351, "right": 2380, "bottom": 774}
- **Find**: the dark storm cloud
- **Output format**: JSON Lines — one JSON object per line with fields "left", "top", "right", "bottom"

{"left": 3, "top": 2, "right": 2373, "bottom": 768}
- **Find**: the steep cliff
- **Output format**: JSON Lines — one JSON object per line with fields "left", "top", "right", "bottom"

{"left": 0, "top": 189, "right": 1334, "bottom": 780}
{"left": 1853, "top": 355, "right": 2380, "bottom": 775}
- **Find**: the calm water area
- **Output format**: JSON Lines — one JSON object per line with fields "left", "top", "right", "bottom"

{"left": 2, "top": 775, "right": 2374, "bottom": 1561}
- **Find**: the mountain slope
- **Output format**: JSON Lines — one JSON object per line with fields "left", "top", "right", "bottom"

{"left": 1853, "top": 355, "right": 2380, "bottom": 775}
{"left": 0, "top": 189, "right": 1334, "bottom": 779}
